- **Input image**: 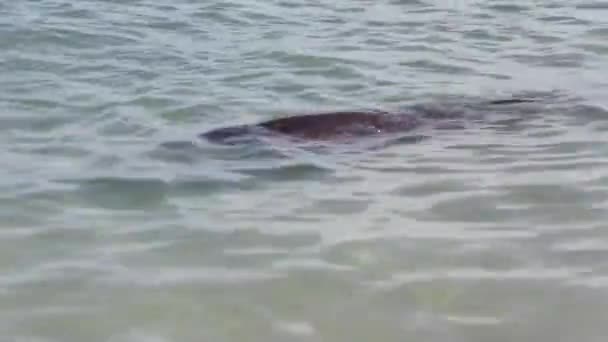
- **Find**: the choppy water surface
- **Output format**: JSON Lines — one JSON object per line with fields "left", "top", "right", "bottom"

{"left": 2, "top": 0, "right": 608, "bottom": 341}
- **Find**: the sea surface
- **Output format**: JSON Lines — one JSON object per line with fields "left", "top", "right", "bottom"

{"left": 1, "top": 0, "right": 608, "bottom": 341}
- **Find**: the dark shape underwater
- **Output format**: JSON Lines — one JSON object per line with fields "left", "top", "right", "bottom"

{"left": 200, "top": 98, "right": 538, "bottom": 145}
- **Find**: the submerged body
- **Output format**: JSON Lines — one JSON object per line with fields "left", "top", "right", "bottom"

{"left": 200, "top": 98, "right": 535, "bottom": 145}
{"left": 202, "top": 111, "right": 421, "bottom": 144}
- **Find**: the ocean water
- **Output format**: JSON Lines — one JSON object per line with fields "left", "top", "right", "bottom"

{"left": 1, "top": 0, "right": 608, "bottom": 341}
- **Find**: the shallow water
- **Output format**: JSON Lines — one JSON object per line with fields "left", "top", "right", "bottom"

{"left": 1, "top": 0, "right": 608, "bottom": 341}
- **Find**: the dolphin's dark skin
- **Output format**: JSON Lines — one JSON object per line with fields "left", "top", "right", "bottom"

{"left": 200, "top": 98, "right": 535, "bottom": 145}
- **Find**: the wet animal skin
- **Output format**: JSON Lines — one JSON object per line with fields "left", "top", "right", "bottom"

{"left": 200, "top": 98, "right": 534, "bottom": 144}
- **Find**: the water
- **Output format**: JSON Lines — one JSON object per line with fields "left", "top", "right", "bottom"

{"left": 1, "top": 0, "right": 608, "bottom": 341}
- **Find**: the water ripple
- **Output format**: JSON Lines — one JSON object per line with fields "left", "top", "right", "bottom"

{"left": 2, "top": 0, "right": 608, "bottom": 341}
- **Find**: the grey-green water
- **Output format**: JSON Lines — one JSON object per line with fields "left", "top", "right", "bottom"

{"left": 2, "top": 1, "right": 608, "bottom": 341}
